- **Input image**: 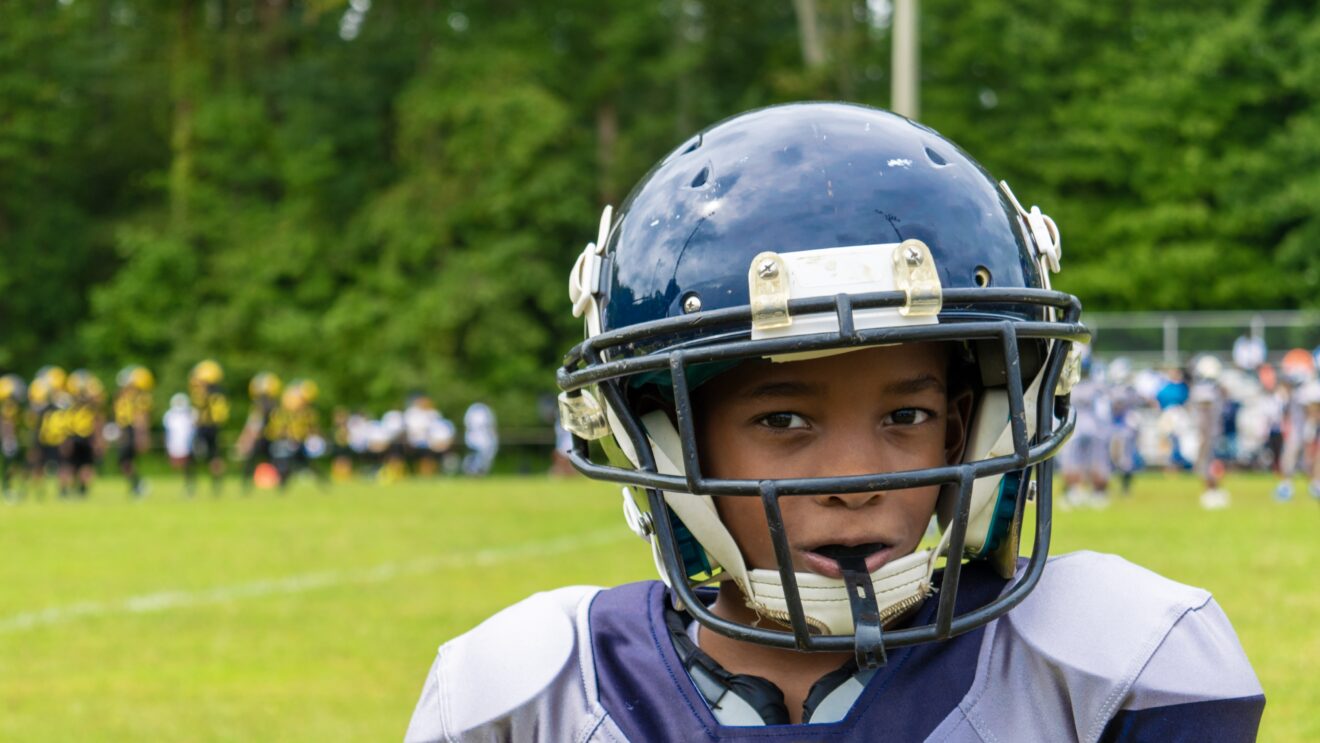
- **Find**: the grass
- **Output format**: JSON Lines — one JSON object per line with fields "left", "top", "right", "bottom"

{"left": 0, "top": 472, "right": 1314, "bottom": 741}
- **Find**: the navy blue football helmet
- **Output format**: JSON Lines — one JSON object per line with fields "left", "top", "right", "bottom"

{"left": 558, "top": 102, "right": 1088, "bottom": 667}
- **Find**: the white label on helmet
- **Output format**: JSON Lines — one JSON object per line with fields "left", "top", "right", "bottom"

{"left": 749, "top": 242, "right": 939, "bottom": 344}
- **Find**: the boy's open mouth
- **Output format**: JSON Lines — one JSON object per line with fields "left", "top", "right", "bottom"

{"left": 802, "top": 541, "right": 893, "bottom": 579}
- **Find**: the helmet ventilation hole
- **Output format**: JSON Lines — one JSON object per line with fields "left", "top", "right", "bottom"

{"left": 924, "top": 146, "right": 949, "bottom": 166}
{"left": 974, "top": 266, "right": 992, "bottom": 287}
{"left": 690, "top": 166, "right": 710, "bottom": 188}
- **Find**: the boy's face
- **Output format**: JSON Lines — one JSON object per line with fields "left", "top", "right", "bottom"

{"left": 695, "top": 343, "right": 970, "bottom": 580}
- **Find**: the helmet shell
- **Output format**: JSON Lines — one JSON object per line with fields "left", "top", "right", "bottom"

{"left": 599, "top": 103, "right": 1045, "bottom": 345}
{"left": 191, "top": 359, "right": 224, "bottom": 385}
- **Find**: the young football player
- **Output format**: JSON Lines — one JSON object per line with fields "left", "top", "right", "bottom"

{"left": 62, "top": 370, "right": 106, "bottom": 498}
{"left": 461, "top": 401, "right": 498, "bottom": 476}
{"left": 189, "top": 360, "right": 230, "bottom": 495}
{"left": 405, "top": 104, "right": 1263, "bottom": 741}
{"left": 266, "top": 380, "right": 325, "bottom": 490}
{"left": 162, "top": 392, "right": 197, "bottom": 486}
{"left": 0, "top": 374, "right": 27, "bottom": 500}
{"left": 113, "top": 365, "right": 155, "bottom": 497}
{"left": 238, "top": 371, "right": 282, "bottom": 493}
{"left": 26, "top": 371, "right": 66, "bottom": 499}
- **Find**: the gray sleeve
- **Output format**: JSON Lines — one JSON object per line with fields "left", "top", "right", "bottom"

{"left": 1092, "top": 596, "right": 1264, "bottom": 742}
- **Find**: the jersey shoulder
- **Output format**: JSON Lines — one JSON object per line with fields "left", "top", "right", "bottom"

{"left": 945, "top": 551, "right": 1263, "bottom": 743}
{"left": 405, "top": 585, "right": 622, "bottom": 743}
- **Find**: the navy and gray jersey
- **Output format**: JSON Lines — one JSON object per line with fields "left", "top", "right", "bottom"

{"left": 405, "top": 551, "right": 1263, "bottom": 742}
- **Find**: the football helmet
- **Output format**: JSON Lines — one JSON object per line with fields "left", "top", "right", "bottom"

{"left": 116, "top": 365, "right": 155, "bottom": 392}
{"left": 557, "top": 103, "right": 1088, "bottom": 667}
{"left": 36, "top": 365, "right": 67, "bottom": 393}
{"left": 0, "top": 374, "right": 25, "bottom": 404}
{"left": 294, "top": 379, "right": 319, "bottom": 405}
{"left": 190, "top": 359, "right": 224, "bottom": 386}
{"left": 67, "top": 369, "right": 105, "bottom": 402}
{"left": 250, "top": 372, "right": 283, "bottom": 400}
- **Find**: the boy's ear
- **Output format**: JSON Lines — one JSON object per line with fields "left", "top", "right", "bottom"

{"left": 944, "top": 388, "right": 975, "bottom": 465}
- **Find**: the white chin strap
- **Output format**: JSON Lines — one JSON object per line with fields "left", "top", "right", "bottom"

{"left": 623, "top": 411, "right": 947, "bottom": 636}
{"left": 743, "top": 528, "right": 951, "bottom": 635}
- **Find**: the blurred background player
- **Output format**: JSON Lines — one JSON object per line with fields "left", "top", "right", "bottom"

{"left": 403, "top": 393, "right": 439, "bottom": 476}
{"left": 163, "top": 392, "right": 197, "bottom": 490}
{"left": 62, "top": 370, "right": 106, "bottom": 498}
{"left": 1190, "top": 355, "right": 1230, "bottom": 510}
{"left": 330, "top": 407, "right": 354, "bottom": 482}
{"left": 188, "top": 359, "right": 230, "bottom": 495}
{"left": 27, "top": 369, "right": 66, "bottom": 499}
{"left": 113, "top": 365, "right": 154, "bottom": 498}
{"left": 427, "top": 411, "right": 457, "bottom": 475}
{"left": 1274, "top": 348, "right": 1317, "bottom": 502}
{"left": 376, "top": 408, "right": 407, "bottom": 483}
{"left": 461, "top": 401, "right": 498, "bottom": 476}
{"left": 1299, "top": 382, "right": 1320, "bottom": 501}
{"left": 1105, "top": 358, "right": 1146, "bottom": 496}
{"left": 1059, "top": 353, "right": 1113, "bottom": 508}
{"left": 403, "top": 393, "right": 442, "bottom": 476}
{"left": 1, "top": 374, "right": 27, "bottom": 500}
{"left": 266, "top": 379, "right": 325, "bottom": 490}
{"left": 238, "top": 371, "right": 282, "bottom": 493}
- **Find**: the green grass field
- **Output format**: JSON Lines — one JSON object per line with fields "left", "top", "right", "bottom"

{"left": 1, "top": 472, "right": 1315, "bottom": 741}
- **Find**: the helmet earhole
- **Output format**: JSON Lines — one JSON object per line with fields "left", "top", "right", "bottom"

{"left": 974, "top": 266, "right": 992, "bottom": 287}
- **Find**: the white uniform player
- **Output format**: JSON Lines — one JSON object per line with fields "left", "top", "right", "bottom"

{"left": 1060, "top": 371, "right": 1113, "bottom": 507}
{"left": 162, "top": 393, "right": 197, "bottom": 462}
{"left": 462, "top": 402, "right": 498, "bottom": 476}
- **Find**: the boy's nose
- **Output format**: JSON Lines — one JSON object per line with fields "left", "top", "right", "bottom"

{"left": 809, "top": 436, "right": 892, "bottom": 508}
{"left": 814, "top": 489, "right": 883, "bottom": 509}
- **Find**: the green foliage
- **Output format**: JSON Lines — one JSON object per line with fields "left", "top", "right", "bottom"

{"left": 2, "top": 0, "right": 1318, "bottom": 420}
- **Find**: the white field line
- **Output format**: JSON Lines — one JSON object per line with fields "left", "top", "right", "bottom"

{"left": 0, "top": 528, "right": 631, "bottom": 633}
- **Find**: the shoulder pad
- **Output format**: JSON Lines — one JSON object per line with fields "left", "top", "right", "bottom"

{"left": 433, "top": 585, "right": 600, "bottom": 733}
{"left": 1009, "top": 551, "right": 1209, "bottom": 666}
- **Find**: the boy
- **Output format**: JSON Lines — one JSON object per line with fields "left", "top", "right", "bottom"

{"left": 162, "top": 392, "right": 197, "bottom": 483}
{"left": 406, "top": 103, "right": 1262, "bottom": 741}
{"left": 113, "top": 365, "right": 154, "bottom": 497}
{"left": 0, "top": 374, "right": 27, "bottom": 500}
{"left": 238, "top": 371, "right": 281, "bottom": 492}
{"left": 188, "top": 360, "right": 230, "bottom": 495}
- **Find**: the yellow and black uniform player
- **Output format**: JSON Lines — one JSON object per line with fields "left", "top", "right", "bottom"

{"left": 330, "top": 406, "right": 354, "bottom": 483}
{"left": 239, "top": 371, "right": 281, "bottom": 493}
{"left": 114, "top": 365, "right": 155, "bottom": 498}
{"left": 266, "top": 380, "right": 325, "bottom": 490}
{"left": 63, "top": 370, "right": 106, "bottom": 498}
{"left": 1, "top": 374, "right": 28, "bottom": 500}
{"left": 29, "top": 368, "right": 70, "bottom": 498}
{"left": 188, "top": 359, "right": 229, "bottom": 495}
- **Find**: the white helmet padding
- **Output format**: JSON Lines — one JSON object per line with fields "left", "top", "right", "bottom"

{"left": 935, "top": 372, "right": 1044, "bottom": 573}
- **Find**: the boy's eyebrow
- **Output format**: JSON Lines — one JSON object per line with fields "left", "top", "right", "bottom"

{"left": 737, "top": 381, "right": 823, "bottom": 400}
{"left": 883, "top": 374, "right": 946, "bottom": 396}
{"left": 735, "top": 374, "right": 945, "bottom": 400}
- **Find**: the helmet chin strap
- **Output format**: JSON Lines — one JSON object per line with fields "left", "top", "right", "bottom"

{"left": 740, "top": 526, "right": 952, "bottom": 639}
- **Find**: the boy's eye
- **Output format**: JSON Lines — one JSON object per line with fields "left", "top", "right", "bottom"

{"left": 884, "top": 408, "right": 932, "bottom": 426}
{"left": 758, "top": 412, "right": 809, "bottom": 430}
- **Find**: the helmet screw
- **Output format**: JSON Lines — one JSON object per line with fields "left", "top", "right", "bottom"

{"left": 682, "top": 294, "right": 702, "bottom": 313}
{"left": 757, "top": 259, "right": 779, "bottom": 279}
{"left": 903, "top": 245, "right": 924, "bottom": 266}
